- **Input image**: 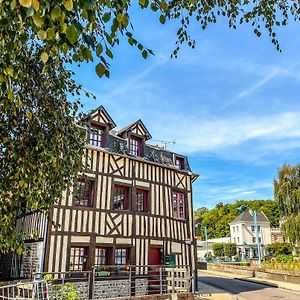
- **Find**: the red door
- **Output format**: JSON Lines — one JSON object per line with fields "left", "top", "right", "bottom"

{"left": 149, "top": 248, "right": 162, "bottom": 294}
{"left": 150, "top": 248, "right": 161, "bottom": 265}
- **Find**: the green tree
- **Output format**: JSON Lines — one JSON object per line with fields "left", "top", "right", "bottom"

{"left": 194, "top": 200, "right": 280, "bottom": 240}
{"left": 266, "top": 242, "right": 292, "bottom": 257}
{"left": 212, "top": 243, "right": 225, "bottom": 257}
{"left": 274, "top": 163, "right": 300, "bottom": 246}
{"left": 1, "top": 0, "right": 300, "bottom": 252}
{"left": 224, "top": 243, "right": 237, "bottom": 257}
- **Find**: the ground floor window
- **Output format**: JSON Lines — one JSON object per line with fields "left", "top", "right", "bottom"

{"left": 114, "top": 248, "right": 129, "bottom": 265}
{"left": 69, "top": 247, "right": 88, "bottom": 271}
{"left": 95, "top": 248, "right": 110, "bottom": 266}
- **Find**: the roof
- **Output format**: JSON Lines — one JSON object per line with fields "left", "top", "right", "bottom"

{"left": 230, "top": 211, "right": 269, "bottom": 224}
{"left": 85, "top": 105, "right": 116, "bottom": 129}
{"left": 117, "top": 119, "right": 152, "bottom": 140}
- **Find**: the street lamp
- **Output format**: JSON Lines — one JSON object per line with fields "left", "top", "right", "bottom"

{"left": 237, "top": 205, "right": 262, "bottom": 269}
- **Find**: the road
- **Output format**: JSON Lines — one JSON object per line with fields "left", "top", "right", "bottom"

{"left": 198, "top": 271, "right": 300, "bottom": 300}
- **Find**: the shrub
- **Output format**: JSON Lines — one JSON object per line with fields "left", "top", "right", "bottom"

{"left": 276, "top": 254, "right": 294, "bottom": 263}
{"left": 266, "top": 242, "right": 292, "bottom": 257}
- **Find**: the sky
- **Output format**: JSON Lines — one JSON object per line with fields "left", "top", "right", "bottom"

{"left": 74, "top": 7, "right": 300, "bottom": 210}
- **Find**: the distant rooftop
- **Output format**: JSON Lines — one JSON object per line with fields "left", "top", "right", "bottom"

{"left": 230, "top": 211, "right": 269, "bottom": 224}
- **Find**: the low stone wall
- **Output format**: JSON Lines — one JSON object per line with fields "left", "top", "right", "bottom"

{"left": 73, "top": 281, "right": 89, "bottom": 300}
{"left": 109, "top": 292, "right": 194, "bottom": 300}
{"left": 207, "top": 263, "right": 254, "bottom": 277}
{"left": 256, "top": 270, "right": 300, "bottom": 285}
{"left": 206, "top": 263, "right": 300, "bottom": 285}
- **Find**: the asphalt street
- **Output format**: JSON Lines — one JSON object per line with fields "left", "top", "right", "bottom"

{"left": 198, "top": 271, "right": 300, "bottom": 300}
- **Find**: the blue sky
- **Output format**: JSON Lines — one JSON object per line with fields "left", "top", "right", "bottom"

{"left": 74, "top": 8, "right": 300, "bottom": 210}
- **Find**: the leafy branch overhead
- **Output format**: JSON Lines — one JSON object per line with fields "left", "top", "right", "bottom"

{"left": 1, "top": 0, "right": 300, "bottom": 252}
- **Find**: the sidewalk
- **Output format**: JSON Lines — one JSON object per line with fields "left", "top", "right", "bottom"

{"left": 200, "top": 269, "right": 300, "bottom": 293}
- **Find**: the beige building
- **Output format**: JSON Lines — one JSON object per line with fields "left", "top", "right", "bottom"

{"left": 229, "top": 211, "right": 271, "bottom": 259}
{"left": 197, "top": 237, "right": 231, "bottom": 259}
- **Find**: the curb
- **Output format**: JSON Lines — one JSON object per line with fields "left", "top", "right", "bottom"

{"left": 234, "top": 277, "right": 278, "bottom": 288}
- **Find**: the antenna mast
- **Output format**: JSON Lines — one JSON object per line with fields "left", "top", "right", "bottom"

{"left": 151, "top": 139, "right": 176, "bottom": 149}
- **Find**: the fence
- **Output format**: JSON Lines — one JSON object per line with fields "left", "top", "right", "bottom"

{"left": 0, "top": 280, "right": 49, "bottom": 300}
{"left": 34, "top": 265, "right": 192, "bottom": 299}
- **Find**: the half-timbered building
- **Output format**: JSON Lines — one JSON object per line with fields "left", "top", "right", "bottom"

{"left": 8, "top": 105, "right": 198, "bottom": 283}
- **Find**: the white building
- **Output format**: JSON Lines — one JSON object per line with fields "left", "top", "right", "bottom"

{"left": 229, "top": 211, "right": 271, "bottom": 259}
{"left": 197, "top": 237, "right": 231, "bottom": 259}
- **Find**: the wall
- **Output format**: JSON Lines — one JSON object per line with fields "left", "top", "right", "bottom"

{"left": 206, "top": 263, "right": 300, "bottom": 285}
{"left": 20, "top": 242, "right": 43, "bottom": 278}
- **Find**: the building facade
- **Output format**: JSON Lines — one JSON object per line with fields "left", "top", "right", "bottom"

{"left": 196, "top": 237, "right": 231, "bottom": 260}
{"left": 229, "top": 211, "right": 271, "bottom": 259}
{"left": 9, "top": 106, "right": 198, "bottom": 279}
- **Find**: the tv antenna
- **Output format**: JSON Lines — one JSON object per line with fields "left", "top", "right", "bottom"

{"left": 151, "top": 139, "right": 176, "bottom": 150}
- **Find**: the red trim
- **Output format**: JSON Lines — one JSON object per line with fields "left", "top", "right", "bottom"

{"left": 129, "top": 135, "right": 142, "bottom": 157}
{"left": 172, "top": 191, "right": 185, "bottom": 220}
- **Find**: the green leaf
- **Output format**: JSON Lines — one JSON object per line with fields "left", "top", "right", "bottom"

{"left": 160, "top": 1, "right": 168, "bottom": 11}
{"left": 142, "top": 50, "right": 148, "bottom": 59}
{"left": 103, "top": 12, "right": 111, "bottom": 23}
{"left": 96, "top": 44, "right": 103, "bottom": 56}
{"left": 37, "top": 29, "right": 47, "bottom": 40}
{"left": 95, "top": 63, "right": 106, "bottom": 78}
{"left": 40, "top": 52, "right": 48, "bottom": 63}
{"left": 32, "top": 14, "right": 44, "bottom": 27}
{"left": 63, "top": 0, "right": 73, "bottom": 11}
{"left": 106, "top": 49, "right": 113, "bottom": 59}
{"left": 26, "top": 110, "right": 32, "bottom": 119}
{"left": 51, "top": 5, "right": 61, "bottom": 20}
{"left": 117, "top": 13, "right": 123, "bottom": 23}
{"left": 66, "top": 25, "right": 79, "bottom": 44}
{"left": 159, "top": 15, "right": 166, "bottom": 24}
{"left": 19, "top": 0, "right": 32, "bottom": 8}
{"left": 26, "top": 6, "right": 35, "bottom": 17}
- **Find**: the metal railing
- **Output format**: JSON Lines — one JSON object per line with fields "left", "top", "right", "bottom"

{"left": 0, "top": 280, "right": 49, "bottom": 300}
{"left": 33, "top": 265, "right": 192, "bottom": 299}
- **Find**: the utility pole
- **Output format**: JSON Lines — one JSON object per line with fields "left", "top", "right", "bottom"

{"left": 253, "top": 210, "right": 262, "bottom": 269}
{"left": 205, "top": 225, "right": 208, "bottom": 259}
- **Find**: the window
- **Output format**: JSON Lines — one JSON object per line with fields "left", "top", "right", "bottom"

{"left": 236, "top": 226, "right": 239, "bottom": 232}
{"left": 251, "top": 225, "right": 260, "bottom": 232}
{"left": 233, "top": 238, "right": 236, "bottom": 243}
{"left": 129, "top": 136, "right": 142, "bottom": 156}
{"left": 237, "top": 237, "right": 240, "bottom": 244}
{"left": 95, "top": 248, "right": 109, "bottom": 267}
{"left": 172, "top": 191, "right": 185, "bottom": 219}
{"left": 114, "top": 248, "right": 129, "bottom": 265}
{"left": 252, "top": 237, "right": 262, "bottom": 244}
{"left": 233, "top": 226, "right": 235, "bottom": 233}
{"left": 136, "top": 189, "right": 148, "bottom": 212}
{"left": 89, "top": 124, "right": 104, "bottom": 147}
{"left": 69, "top": 247, "right": 87, "bottom": 271}
{"left": 113, "top": 185, "right": 129, "bottom": 210}
{"left": 175, "top": 156, "right": 184, "bottom": 170}
{"left": 75, "top": 178, "right": 94, "bottom": 206}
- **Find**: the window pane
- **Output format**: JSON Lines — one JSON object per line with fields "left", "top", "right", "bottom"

{"left": 69, "top": 247, "right": 87, "bottom": 271}
{"left": 95, "top": 248, "right": 107, "bottom": 266}
{"left": 136, "top": 190, "right": 147, "bottom": 212}
{"left": 172, "top": 192, "right": 185, "bottom": 219}
{"left": 129, "top": 137, "right": 141, "bottom": 156}
{"left": 75, "top": 179, "right": 93, "bottom": 206}
{"left": 115, "top": 248, "right": 128, "bottom": 265}
{"left": 113, "top": 186, "right": 127, "bottom": 210}
{"left": 90, "top": 125, "right": 103, "bottom": 147}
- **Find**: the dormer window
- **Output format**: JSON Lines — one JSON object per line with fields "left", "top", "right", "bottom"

{"left": 89, "top": 123, "right": 105, "bottom": 147}
{"left": 175, "top": 156, "right": 184, "bottom": 170}
{"left": 129, "top": 135, "right": 142, "bottom": 157}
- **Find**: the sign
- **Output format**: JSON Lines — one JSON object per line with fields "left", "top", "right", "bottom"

{"left": 165, "top": 254, "right": 176, "bottom": 267}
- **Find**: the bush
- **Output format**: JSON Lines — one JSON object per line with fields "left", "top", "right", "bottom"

{"left": 212, "top": 242, "right": 237, "bottom": 257}
{"left": 266, "top": 242, "right": 292, "bottom": 257}
{"left": 276, "top": 254, "right": 294, "bottom": 263}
